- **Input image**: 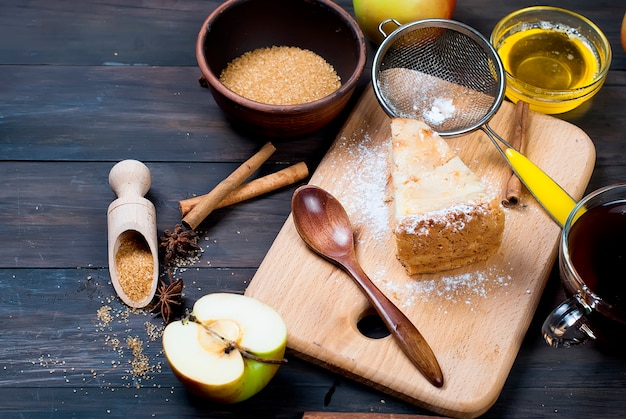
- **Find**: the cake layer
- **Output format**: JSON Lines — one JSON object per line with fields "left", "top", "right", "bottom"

{"left": 390, "top": 118, "right": 505, "bottom": 275}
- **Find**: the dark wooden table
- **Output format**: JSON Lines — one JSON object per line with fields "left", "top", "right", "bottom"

{"left": 1, "top": 1, "right": 625, "bottom": 417}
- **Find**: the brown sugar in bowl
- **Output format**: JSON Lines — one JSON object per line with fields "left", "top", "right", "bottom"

{"left": 196, "top": 0, "right": 367, "bottom": 138}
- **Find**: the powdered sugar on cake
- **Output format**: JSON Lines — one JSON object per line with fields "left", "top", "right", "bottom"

{"left": 397, "top": 202, "right": 493, "bottom": 235}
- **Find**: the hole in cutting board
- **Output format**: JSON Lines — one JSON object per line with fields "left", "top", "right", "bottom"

{"left": 356, "top": 309, "right": 390, "bottom": 339}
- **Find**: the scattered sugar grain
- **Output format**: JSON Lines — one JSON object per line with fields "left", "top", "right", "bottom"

{"left": 97, "top": 305, "right": 113, "bottom": 328}
{"left": 94, "top": 294, "right": 165, "bottom": 389}
{"left": 145, "top": 321, "right": 164, "bottom": 342}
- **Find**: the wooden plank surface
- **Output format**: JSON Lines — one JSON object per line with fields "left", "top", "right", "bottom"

{"left": 1, "top": 0, "right": 626, "bottom": 417}
{"left": 246, "top": 86, "right": 595, "bottom": 418}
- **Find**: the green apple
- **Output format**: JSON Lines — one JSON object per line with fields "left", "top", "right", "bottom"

{"left": 353, "top": 0, "right": 457, "bottom": 44}
{"left": 162, "top": 293, "right": 287, "bottom": 403}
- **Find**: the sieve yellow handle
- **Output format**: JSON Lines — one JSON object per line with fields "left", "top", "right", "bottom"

{"left": 504, "top": 148, "right": 578, "bottom": 227}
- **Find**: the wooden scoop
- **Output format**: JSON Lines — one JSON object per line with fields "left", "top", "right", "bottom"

{"left": 291, "top": 185, "right": 444, "bottom": 388}
{"left": 107, "top": 160, "right": 159, "bottom": 308}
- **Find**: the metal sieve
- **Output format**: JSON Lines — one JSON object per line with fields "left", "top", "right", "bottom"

{"left": 371, "top": 18, "right": 577, "bottom": 227}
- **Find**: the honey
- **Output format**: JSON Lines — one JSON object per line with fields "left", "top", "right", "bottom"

{"left": 491, "top": 6, "right": 611, "bottom": 114}
{"left": 497, "top": 26, "right": 599, "bottom": 91}
{"left": 495, "top": 23, "right": 604, "bottom": 114}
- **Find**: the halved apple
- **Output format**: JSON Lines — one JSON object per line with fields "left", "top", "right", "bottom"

{"left": 162, "top": 293, "right": 287, "bottom": 403}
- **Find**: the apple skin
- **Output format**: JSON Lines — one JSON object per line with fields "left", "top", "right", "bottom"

{"left": 353, "top": 0, "right": 456, "bottom": 44}
{"left": 162, "top": 293, "right": 287, "bottom": 403}
{"left": 621, "top": 12, "right": 626, "bottom": 53}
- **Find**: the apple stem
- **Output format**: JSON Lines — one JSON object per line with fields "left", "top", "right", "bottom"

{"left": 185, "top": 314, "right": 288, "bottom": 365}
{"left": 233, "top": 345, "right": 287, "bottom": 365}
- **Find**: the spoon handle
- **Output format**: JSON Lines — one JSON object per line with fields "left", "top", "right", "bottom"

{"left": 340, "top": 253, "right": 444, "bottom": 388}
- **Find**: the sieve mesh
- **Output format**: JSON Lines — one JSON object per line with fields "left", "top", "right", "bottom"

{"left": 372, "top": 20, "right": 505, "bottom": 137}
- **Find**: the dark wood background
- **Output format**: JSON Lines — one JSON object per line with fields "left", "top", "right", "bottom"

{"left": 0, "top": 0, "right": 625, "bottom": 417}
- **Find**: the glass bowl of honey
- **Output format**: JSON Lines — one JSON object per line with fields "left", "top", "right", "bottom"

{"left": 491, "top": 6, "right": 611, "bottom": 114}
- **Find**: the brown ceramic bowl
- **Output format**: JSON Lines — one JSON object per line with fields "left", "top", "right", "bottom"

{"left": 196, "top": 0, "right": 367, "bottom": 138}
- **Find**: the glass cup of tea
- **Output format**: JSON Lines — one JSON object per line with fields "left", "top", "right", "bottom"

{"left": 543, "top": 183, "right": 626, "bottom": 347}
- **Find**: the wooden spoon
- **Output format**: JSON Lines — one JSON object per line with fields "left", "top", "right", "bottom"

{"left": 291, "top": 185, "right": 444, "bottom": 388}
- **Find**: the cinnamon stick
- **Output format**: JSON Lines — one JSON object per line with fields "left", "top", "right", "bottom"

{"left": 182, "top": 142, "right": 276, "bottom": 230}
{"left": 502, "top": 100, "right": 529, "bottom": 207}
{"left": 179, "top": 162, "right": 309, "bottom": 216}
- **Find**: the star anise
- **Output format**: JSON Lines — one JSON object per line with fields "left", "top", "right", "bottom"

{"left": 151, "top": 271, "right": 184, "bottom": 324}
{"left": 159, "top": 223, "right": 201, "bottom": 266}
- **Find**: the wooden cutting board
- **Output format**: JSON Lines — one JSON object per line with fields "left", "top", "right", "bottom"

{"left": 245, "top": 85, "right": 595, "bottom": 418}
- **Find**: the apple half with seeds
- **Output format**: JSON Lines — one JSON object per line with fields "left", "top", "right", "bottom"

{"left": 162, "top": 293, "right": 287, "bottom": 403}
